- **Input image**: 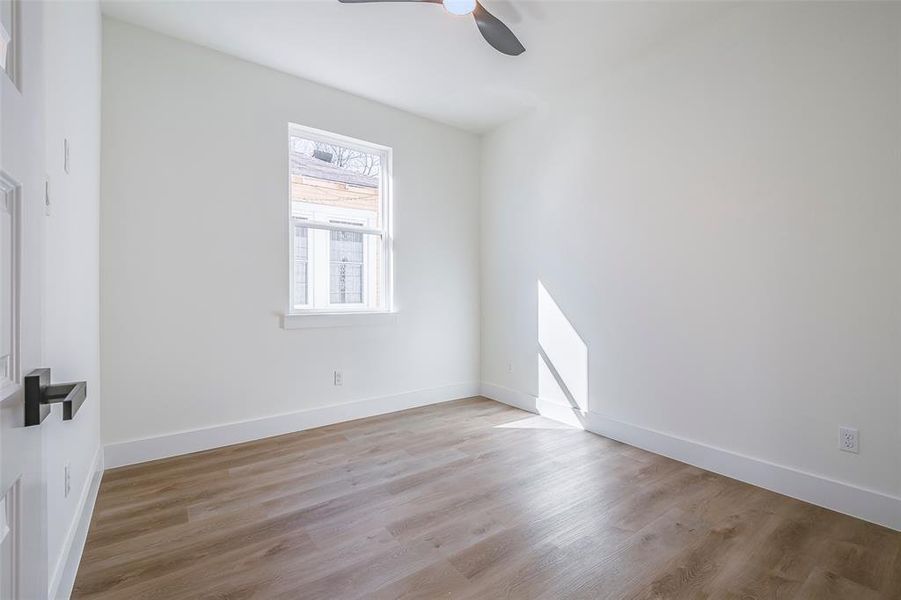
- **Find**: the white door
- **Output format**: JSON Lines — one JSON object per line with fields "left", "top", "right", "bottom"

{"left": 1, "top": 1, "right": 52, "bottom": 598}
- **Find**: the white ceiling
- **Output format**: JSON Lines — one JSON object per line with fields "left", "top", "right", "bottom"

{"left": 100, "top": 1, "right": 728, "bottom": 133}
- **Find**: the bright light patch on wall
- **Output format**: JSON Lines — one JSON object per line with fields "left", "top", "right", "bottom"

{"left": 538, "top": 281, "right": 588, "bottom": 413}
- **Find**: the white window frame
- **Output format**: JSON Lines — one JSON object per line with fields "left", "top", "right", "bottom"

{"left": 285, "top": 123, "right": 394, "bottom": 320}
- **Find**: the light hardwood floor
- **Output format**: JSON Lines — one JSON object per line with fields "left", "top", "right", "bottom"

{"left": 73, "top": 397, "right": 901, "bottom": 599}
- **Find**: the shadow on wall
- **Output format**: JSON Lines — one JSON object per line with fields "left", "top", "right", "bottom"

{"left": 537, "top": 281, "right": 589, "bottom": 427}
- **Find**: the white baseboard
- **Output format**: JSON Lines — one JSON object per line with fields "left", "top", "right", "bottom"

{"left": 51, "top": 445, "right": 104, "bottom": 600}
{"left": 104, "top": 383, "right": 481, "bottom": 469}
{"left": 481, "top": 382, "right": 901, "bottom": 532}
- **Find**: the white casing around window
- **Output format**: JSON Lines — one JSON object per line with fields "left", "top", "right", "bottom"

{"left": 285, "top": 122, "right": 393, "bottom": 317}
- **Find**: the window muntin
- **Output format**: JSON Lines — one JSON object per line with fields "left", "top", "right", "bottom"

{"left": 288, "top": 124, "right": 391, "bottom": 313}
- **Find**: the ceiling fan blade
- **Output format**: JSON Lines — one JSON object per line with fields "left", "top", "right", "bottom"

{"left": 472, "top": 2, "right": 525, "bottom": 56}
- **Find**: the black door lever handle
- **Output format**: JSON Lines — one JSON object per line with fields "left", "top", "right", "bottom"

{"left": 24, "top": 368, "right": 87, "bottom": 426}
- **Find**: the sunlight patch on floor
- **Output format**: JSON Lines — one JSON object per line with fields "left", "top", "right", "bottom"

{"left": 494, "top": 415, "right": 579, "bottom": 430}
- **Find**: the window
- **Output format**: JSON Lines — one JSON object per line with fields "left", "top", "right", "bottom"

{"left": 288, "top": 124, "right": 392, "bottom": 314}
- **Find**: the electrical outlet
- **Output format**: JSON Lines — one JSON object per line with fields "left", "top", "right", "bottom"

{"left": 64, "top": 462, "right": 71, "bottom": 498}
{"left": 507, "top": 362, "right": 513, "bottom": 374}
{"left": 839, "top": 427, "right": 859, "bottom": 454}
{"left": 334, "top": 370, "right": 343, "bottom": 386}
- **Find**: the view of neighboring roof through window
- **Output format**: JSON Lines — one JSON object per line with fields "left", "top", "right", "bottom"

{"left": 288, "top": 124, "right": 392, "bottom": 314}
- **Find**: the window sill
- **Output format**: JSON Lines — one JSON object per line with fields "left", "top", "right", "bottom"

{"left": 281, "top": 311, "right": 398, "bottom": 330}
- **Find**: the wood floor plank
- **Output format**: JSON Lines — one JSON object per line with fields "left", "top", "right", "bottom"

{"left": 624, "top": 491, "right": 778, "bottom": 599}
{"left": 796, "top": 566, "right": 883, "bottom": 600}
{"left": 366, "top": 560, "right": 472, "bottom": 600}
{"left": 72, "top": 397, "right": 901, "bottom": 599}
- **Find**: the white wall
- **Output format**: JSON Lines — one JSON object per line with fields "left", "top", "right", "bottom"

{"left": 42, "top": 2, "right": 103, "bottom": 596}
{"left": 101, "top": 19, "right": 480, "bottom": 448}
{"left": 481, "top": 1, "right": 901, "bottom": 504}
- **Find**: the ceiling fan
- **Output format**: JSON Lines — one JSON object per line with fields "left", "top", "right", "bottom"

{"left": 337, "top": 0, "right": 525, "bottom": 56}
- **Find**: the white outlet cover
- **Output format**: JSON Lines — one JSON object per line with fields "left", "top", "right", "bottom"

{"left": 839, "top": 427, "right": 859, "bottom": 453}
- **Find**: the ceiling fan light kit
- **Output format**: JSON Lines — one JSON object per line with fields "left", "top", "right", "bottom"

{"left": 337, "top": 0, "right": 525, "bottom": 56}
{"left": 443, "top": 0, "right": 476, "bottom": 16}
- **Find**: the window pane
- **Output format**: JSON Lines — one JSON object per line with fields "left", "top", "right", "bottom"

{"left": 294, "top": 262, "right": 308, "bottom": 305}
{"left": 330, "top": 263, "right": 363, "bottom": 304}
{"left": 294, "top": 225, "right": 309, "bottom": 261}
{"left": 330, "top": 230, "right": 363, "bottom": 304}
{"left": 330, "top": 230, "right": 363, "bottom": 263}
{"left": 289, "top": 128, "right": 383, "bottom": 231}
{"left": 294, "top": 226, "right": 308, "bottom": 305}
